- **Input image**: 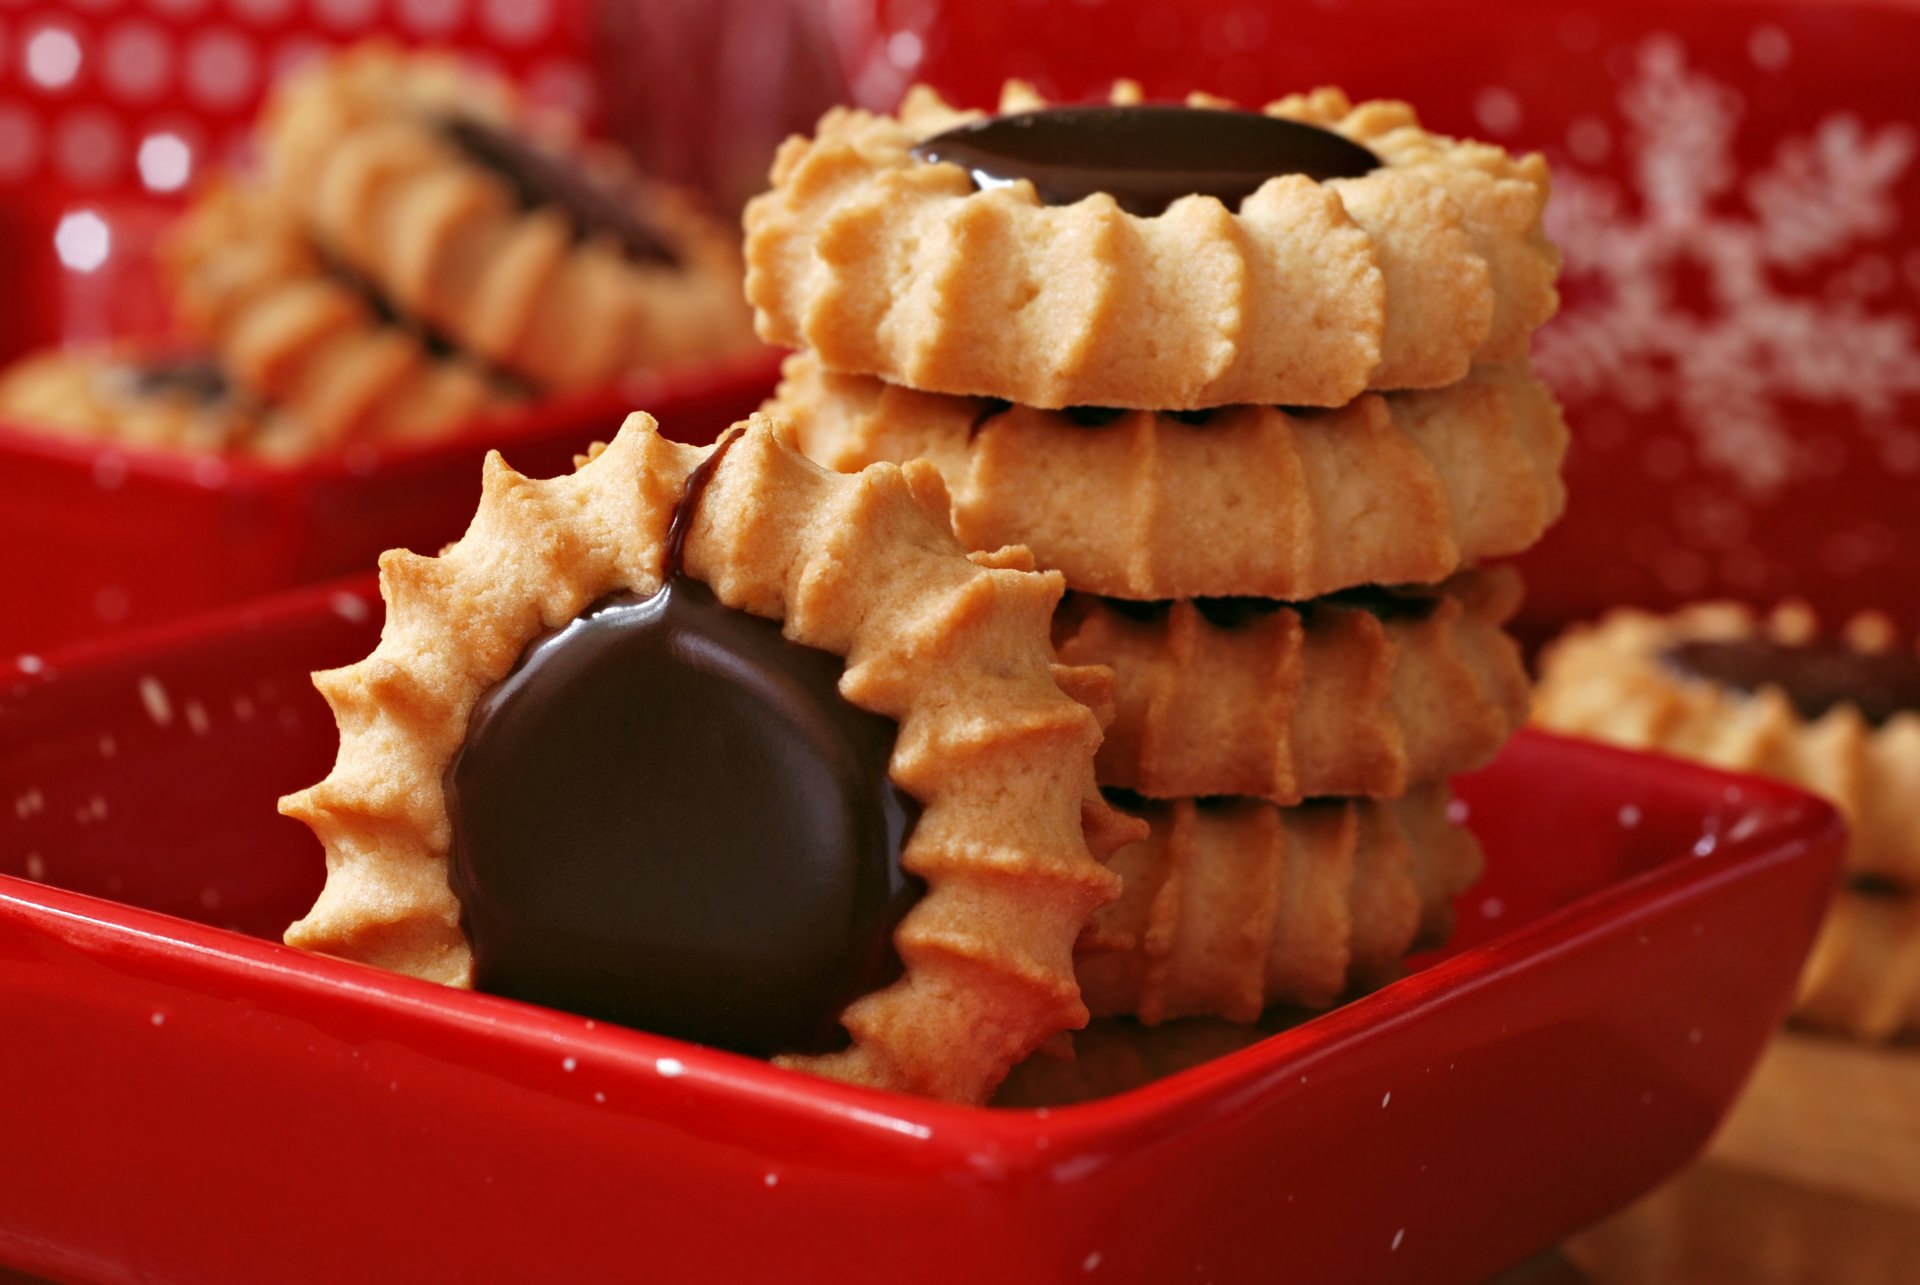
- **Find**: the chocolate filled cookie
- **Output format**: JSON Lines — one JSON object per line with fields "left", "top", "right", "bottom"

{"left": 746, "top": 80, "right": 1557, "bottom": 410}
{"left": 280, "top": 414, "right": 1142, "bottom": 1102}
{"left": 261, "top": 44, "right": 756, "bottom": 393}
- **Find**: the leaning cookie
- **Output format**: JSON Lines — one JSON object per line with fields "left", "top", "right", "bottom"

{"left": 0, "top": 346, "right": 274, "bottom": 454}
{"left": 1794, "top": 883, "right": 1920, "bottom": 1042}
{"left": 1077, "top": 786, "right": 1482, "bottom": 1025}
{"left": 260, "top": 44, "right": 755, "bottom": 392}
{"left": 280, "top": 414, "right": 1141, "bottom": 1104}
{"left": 745, "top": 80, "right": 1556, "bottom": 410}
{"left": 1059, "top": 569, "right": 1528, "bottom": 805}
{"left": 1533, "top": 603, "right": 1920, "bottom": 884}
{"left": 164, "top": 183, "right": 517, "bottom": 456}
{"left": 770, "top": 350, "right": 1566, "bottom": 600}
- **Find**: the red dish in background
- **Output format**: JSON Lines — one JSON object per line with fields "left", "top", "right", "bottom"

{"left": 836, "top": 0, "right": 1920, "bottom": 636}
{"left": 0, "top": 582, "right": 1841, "bottom": 1284}
{"left": 0, "top": 0, "right": 789, "bottom": 656}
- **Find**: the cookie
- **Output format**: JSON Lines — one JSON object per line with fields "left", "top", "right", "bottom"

{"left": 1077, "top": 785, "right": 1482, "bottom": 1025}
{"left": 745, "top": 80, "right": 1556, "bottom": 410}
{"left": 1057, "top": 569, "right": 1528, "bottom": 804}
{"left": 770, "top": 350, "right": 1566, "bottom": 600}
{"left": 164, "top": 182, "right": 517, "bottom": 456}
{"left": 1533, "top": 603, "right": 1920, "bottom": 884}
{"left": 1794, "top": 881, "right": 1920, "bottom": 1042}
{"left": 279, "top": 413, "right": 1141, "bottom": 1104}
{"left": 260, "top": 43, "right": 756, "bottom": 392}
{"left": 0, "top": 346, "right": 273, "bottom": 454}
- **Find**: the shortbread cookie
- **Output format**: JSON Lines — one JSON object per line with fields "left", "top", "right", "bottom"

{"left": 261, "top": 43, "right": 755, "bottom": 392}
{"left": 1534, "top": 603, "right": 1920, "bottom": 884}
{"left": 1058, "top": 569, "right": 1528, "bottom": 804}
{"left": 745, "top": 81, "right": 1556, "bottom": 409}
{"left": 0, "top": 346, "right": 273, "bottom": 453}
{"left": 280, "top": 414, "right": 1140, "bottom": 1104}
{"left": 771, "top": 350, "right": 1566, "bottom": 600}
{"left": 1077, "top": 786, "right": 1482, "bottom": 1025}
{"left": 165, "top": 183, "right": 516, "bottom": 456}
{"left": 1794, "top": 882, "right": 1920, "bottom": 1042}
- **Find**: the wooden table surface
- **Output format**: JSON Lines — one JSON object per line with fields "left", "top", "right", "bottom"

{"left": 1500, "top": 1032, "right": 1920, "bottom": 1284}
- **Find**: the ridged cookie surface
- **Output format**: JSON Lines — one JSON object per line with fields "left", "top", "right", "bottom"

{"left": 1794, "top": 885, "right": 1920, "bottom": 1042}
{"left": 1058, "top": 569, "right": 1528, "bottom": 804}
{"left": 280, "top": 414, "right": 1138, "bottom": 1104}
{"left": 745, "top": 81, "right": 1557, "bottom": 409}
{"left": 1077, "top": 786, "right": 1482, "bottom": 1025}
{"left": 771, "top": 351, "right": 1566, "bottom": 600}
{"left": 260, "top": 44, "right": 755, "bottom": 391}
{"left": 164, "top": 183, "right": 515, "bottom": 455}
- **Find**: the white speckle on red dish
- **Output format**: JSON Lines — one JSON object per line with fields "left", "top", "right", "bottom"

{"left": 1082, "top": 1251, "right": 1102, "bottom": 1273}
{"left": 1618, "top": 804, "right": 1642, "bottom": 829}
{"left": 1381, "top": 1091, "right": 1392, "bottom": 1109}
{"left": 656, "top": 1057, "right": 685, "bottom": 1078}
{"left": 150, "top": 1011, "right": 166, "bottom": 1027}
{"left": 14, "top": 788, "right": 44, "bottom": 819}
{"left": 561, "top": 1056, "right": 577, "bottom": 1072}
{"left": 592, "top": 1091, "right": 605, "bottom": 1104}
{"left": 763, "top": 1173, "right": 779, "bottom": 1188}
{"left": 1445, "top": 797, "right": 1470, "bottom": 825}
{"left": 139, "top": 676, "right": 173, "bottom": 726}
{"left": 1391, "top": 1229, "right": 1405, "bottom": 1252}
{"left": 15, "top": 654, "right": 43, "bottom": 675}
{"left": 24, "top": 853, "right": 46, "bottom": 880}
{"left": 330, "top": 592, "right": 371, "bottom": 623}
{"left": 232, "top": 697, "right": 254, "bottom": 723}
{"left": 1749, "top": 25, "right": 1792, "bottom": 72}
{"left": 1692, "top": 834, "right": 1718, "bottom": 858}
{"left": 99, "top": 734, "right": 116, "bottom": 758}
{"left": 185, "top": 700, "right": 211, "bottom": 736}
{"left": 1479, "top": 897, "right": 1505, "bottom": 920}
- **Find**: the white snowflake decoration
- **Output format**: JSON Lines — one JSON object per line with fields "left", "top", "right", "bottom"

{"left": 1535, "top": 37, "right": 1920, "bottom": 496}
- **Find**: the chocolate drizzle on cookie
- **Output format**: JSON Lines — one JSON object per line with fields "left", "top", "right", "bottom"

{"left": 445, "top": 431, "right": 923, "bottom": 1057}
{"left": 1091, "top": 583, "right": 1446, "bottom": 630}
{"left": 438, "top": 115, "right": 682, "bottom": 267}
{"left": 911, "top": 104, "right": 1380, "bottom": 217}
{"left": 1662, "top": 638, "right": 1920, "bottom": 728}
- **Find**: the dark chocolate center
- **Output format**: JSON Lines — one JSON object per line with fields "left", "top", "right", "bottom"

{"left": 444, "top": 436, "right": 922, "bottom": 1056}
{"left": 1662, "top": 638, "right": 1920, "bottom": 728}
{"left": 1098, "top": 583, "right": 1445, "bottom": 630}
{"left": 438, "top": 116, "right": 681, "bottom": 267}
{"left": 911, "top": 104, "right": 1380, "bottom": 217}
{"left": 122, "top": 356, "right": 230, "bottom": 404}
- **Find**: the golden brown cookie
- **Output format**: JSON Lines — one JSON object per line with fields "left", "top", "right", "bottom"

{"left": 260, "top": 43, "right": 756, "bottom": 392}
{"left": 280, "top": 413, "right": 1141, "bottom": 1104}
{"left": 745, "top": 81, "right": 1556, "bottom": 409}
{"left": 1057, "top": 568, "right": 1528, "bottom": 804}
{"left": 1077, "top": 785, "right": 1482, "bottom": 1025}
{"left": 0, "top": 346, "right": 273, "bottom": 454}
{"left": 770, "top": 350, "right": 1566, "bottom": 600}
{"left": 1533, "top": 603, "right": 1920, "bottom": 884}
{"left": 1794, "top": 883, "right": 1920, "bottom": 1042}
{"left": 164, "top": 182, "right": 517, "bottom": 457}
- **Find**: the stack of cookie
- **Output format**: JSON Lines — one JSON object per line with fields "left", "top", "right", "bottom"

{"left": 750, "top": 83, "right": 1567, "bottom": 1023}
{"left": 0, "top": 43, "right": 754, "bottom": 461}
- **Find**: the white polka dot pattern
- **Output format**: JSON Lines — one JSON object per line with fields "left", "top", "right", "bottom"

{"left": 0, "top": 1, "right": 591, "bottom": 193}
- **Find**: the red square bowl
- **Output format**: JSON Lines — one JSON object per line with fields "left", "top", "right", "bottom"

{"left": 0, "top": 582, "right": 1841, "bottom": 1284}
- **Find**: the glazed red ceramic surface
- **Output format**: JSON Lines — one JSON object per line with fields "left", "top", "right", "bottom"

{"left": 0, "top": 583, "right": 1842, "bottom": 1285}
{"left": 0, "top": 0, "right": 788, "bottom": 655}
{"left": 836, "top": 0, "right": 1920, "bottom": 635}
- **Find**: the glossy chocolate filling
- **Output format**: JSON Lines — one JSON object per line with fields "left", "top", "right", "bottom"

{"left": 911, "top": 104, "right": 1380, "bottom": 217}
{"left": 1662, "top": 638, "right": 1920, "bottom": 728}
{"left": 970, "top": 402, "right": 1328, "bottom": 436}
{"left": 123, "top": 356, "right": 230, "bottom": 403}
{"left": 438, "top": 116, "right": 681, "bottom": 267}
{"left": 445, "top": 434, "right": 923, "bottom": 1056}
{"left": 1095, "top": 583, "right": 1445, "bottom": 631}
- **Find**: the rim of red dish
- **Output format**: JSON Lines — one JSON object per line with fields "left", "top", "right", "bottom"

{"left": 0, "top": 582, "right": 1847, "bottom": 1159}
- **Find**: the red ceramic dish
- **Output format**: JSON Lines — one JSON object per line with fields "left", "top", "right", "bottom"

{"left": 0, "top": 582, "right": 1841, "bottom": 1284}
{"left": 836, "top": 0, "right": 1920, "bottom": 636}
